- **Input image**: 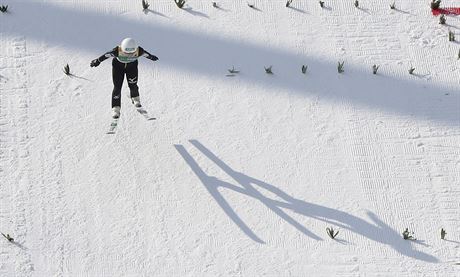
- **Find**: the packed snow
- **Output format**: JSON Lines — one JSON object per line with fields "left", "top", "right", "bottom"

{"left": 1, "top": 0, "right": 459, "bottom": 276}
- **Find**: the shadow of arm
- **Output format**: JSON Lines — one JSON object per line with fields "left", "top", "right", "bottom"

{"left": 174, "top": 144, "right": 265, "bottom": 243}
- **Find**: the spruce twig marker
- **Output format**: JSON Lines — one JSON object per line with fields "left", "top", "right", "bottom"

{"left": 319, "top": 1, "right": 325, "bottom": 8}
{"left": 431, "top": 0, "right": 441, "bottom": 10}
{"left": 354, "top": 0, "right": 359, "bottom": 8}
{"left": 286, "top": 0, "right": 294, "bottom": 8}
{"left": 142, "top": 0, "right": 150, "bottom": 10}
{"left": 402, "top": 228, "right": 416, "bottom": 240}
{"left": 63, "top": 64, "right": 71, "bottom": 76}
{"left": 372, "top": 64, "right": 380, "bottom": 74}
{"left": 408, "top": 66, "right": 415, "bottom": 75}
{"left": 338, "top": 61, "right": 345, "bottom": 73}
{"left": 228, "top": 66, "right": 239, "bottom": 74}
{"left": 326, "top": 227, "right": 339, "bottom": 239}
{"left": 448, "top": 30, "right": 455, "bottom": 42}
{"left": 390, "top": 2, "right": 396, "bottom": 9}
{"left": 226, "top": 66, "right": 240, "bottom": 77}
{"left": 441, "top": 228, "right": 447, "bottom": 240}
{"left": 1, "top": 232, "right": 14, "bottom": 242}
{"left": 439, "top": 14, "right": 446, "bottom": 25}
{"left": 174, "top": 0, "right": 186, "bottom": 9}
{"left": 301, "top": 65, "right": 308, "bottom": 74}
{"left": 264, "top": 66, "right": 273, "bottom": 74}
{"left": 0, "top": 5, "right": 8, "bottom": 13}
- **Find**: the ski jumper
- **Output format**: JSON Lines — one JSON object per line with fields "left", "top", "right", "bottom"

{"left": 95, "top": 46, "right": 157, "bottom": 108}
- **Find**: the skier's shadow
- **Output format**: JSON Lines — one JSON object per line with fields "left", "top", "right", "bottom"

{"left": 175, "top": 140, "right": 438, "bottom": 262}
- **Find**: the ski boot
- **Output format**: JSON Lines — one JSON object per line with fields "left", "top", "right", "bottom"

{"left": 112, "top": 106, "right": 121, "bottom": 119}
{"left": 131, "top": 96, "right": 142, "bottom": 108}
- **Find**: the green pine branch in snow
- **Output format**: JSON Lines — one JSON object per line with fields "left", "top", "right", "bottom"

{"left": 439, "top": 14, "right": 446, "bottom": 25}
{"left": 338, "top": 61, "right": 345, "bottom": 73}
{"left": 441, "top": 228, "right": 447, "bottom": 239}
{"left": 142, "top": 0, "right": 150, "bottom": 10}
{"left": 372, "top": 64, "right": 380, "bottom": 74}
{"left": 63, "top": 64, "right": 71, "bottom": 76}
{"left": 402, "top": 228, "right": 416, "bottom": 240}
{"left": 408, "top": 66, "right": 415, "bottom": 75}
{"left": 1, "top": 232, "right": 14, "bottom": 242}
{"left": 174, "top": 0, "right": 186, "bottom": 9}
{"left": 228, "top": 66, "right": 240, "bottom": 74}
{"left": 301, "top": 65, "right": 308, "bottom": 74}
{"left": 431, "top": 0, "right": 441, "bottom": 10}
{"left": 448, "top": 30, "right": 455, "bottom": 42}
{"left": 326, "top": 227, "right": 339, "bottom": 239}
{"left": 264, "top": 66, "right": 273, "bottom": 74}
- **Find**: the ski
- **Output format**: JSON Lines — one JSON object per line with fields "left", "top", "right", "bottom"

{"left": 107, "top": 118, "right": 119, "bottom": 134}
{"left": 135, "top": 106, "right": 156, "bottom": 121}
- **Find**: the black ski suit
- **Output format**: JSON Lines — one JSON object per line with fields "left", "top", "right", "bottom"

{"left": 91, "top": 46, "right": 158, "bottom": 108}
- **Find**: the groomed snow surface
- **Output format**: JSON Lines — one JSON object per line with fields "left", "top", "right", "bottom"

{"left": 1, "top": 0, "right": 459, "bottom": 276}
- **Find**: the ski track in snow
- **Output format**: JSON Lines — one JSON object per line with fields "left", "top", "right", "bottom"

{"left": 0, "top": 36, "right": 35, "bottom": 276}
{"left": 1, "top": 0, "right": 460, "bottom": 276}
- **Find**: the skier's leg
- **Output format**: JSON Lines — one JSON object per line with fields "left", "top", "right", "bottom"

{"left": 112, "top": 59, "right": 125, "bottom": 108}
{"left": 126, "top": 61, "right": 139, "bottom": 99}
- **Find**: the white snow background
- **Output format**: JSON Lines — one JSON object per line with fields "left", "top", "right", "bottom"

{"left": 0, "top": 0, "right": 459, "bottom": 276}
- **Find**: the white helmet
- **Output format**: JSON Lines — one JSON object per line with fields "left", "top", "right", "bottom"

{"left": 121, "top": 38, "right": 138, "bottom": 53}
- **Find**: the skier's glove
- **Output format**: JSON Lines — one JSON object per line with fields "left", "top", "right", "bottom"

{"left": 90, "top": 59, "right": 100, "bottom": 67}
{"left": 147, "top": 55, "right": 159, "bottom": 61}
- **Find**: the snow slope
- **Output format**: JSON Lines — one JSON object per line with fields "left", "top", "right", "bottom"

{"left": 1, "top": 0, "right": 459, "bottom": 276}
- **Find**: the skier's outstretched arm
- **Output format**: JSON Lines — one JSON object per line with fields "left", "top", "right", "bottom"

{"left": 139, "top": 47, "right": 159, "bottom": 61}
{"left": 90, "top": 47, "right": 118, "bottom": 67}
